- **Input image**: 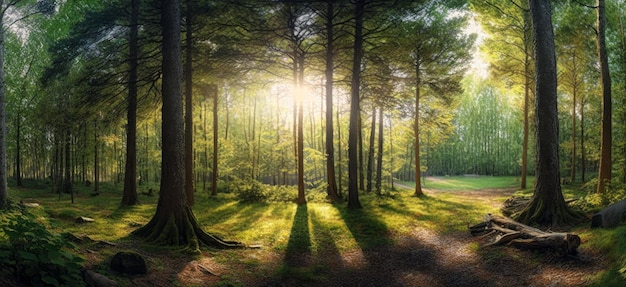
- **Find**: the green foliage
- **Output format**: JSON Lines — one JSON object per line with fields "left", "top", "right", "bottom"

{"left": 573, "top": 179, "right": 626, "bottom": 213}
{"left": 230, "top": 179, "right": 330, "bottom": 203}
{"left": 0, "top": 210, "right": 84, "bottom": 286}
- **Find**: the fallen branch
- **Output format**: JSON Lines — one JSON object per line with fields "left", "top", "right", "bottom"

{"left": 469, "top": 214, "right": 581, "bottom": 255}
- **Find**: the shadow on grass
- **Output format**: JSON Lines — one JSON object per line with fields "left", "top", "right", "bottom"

{"left": 337, "top": 204, "right": 392, "bottom": 250}
{"left": 285, "top": 205, "right": 311, "bottom": 266}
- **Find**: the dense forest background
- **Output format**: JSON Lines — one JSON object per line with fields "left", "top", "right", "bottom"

{"left": 0, "top": 0, "right": 623, "bottom": 205}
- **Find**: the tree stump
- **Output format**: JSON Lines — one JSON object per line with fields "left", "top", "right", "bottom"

{"left": 469, "top": 214, "right": 581, "bottom": 255}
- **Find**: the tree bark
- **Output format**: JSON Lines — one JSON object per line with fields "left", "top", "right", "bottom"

{"left": 0, "top": 13, "right": 7, "bottom": 209}
{"left": 325, "top": 0, "right": 340, "bottom": 202}
{"left": 133, "top": 0, "right": 243, "bottom": 251}
{"left": 184, "top": 0, "right": 195, "bottom": 206}
{"left": 15, "top": 112, "right": 21, "bottom": 186}
{"left": 211, "top": 85, "right": 218, "bottom": 197}
{"left": 596, "top": 0, "right": 612, "bottom": 194}
{"left": 375, "top": 107, "right": 383, "bottom": 195}
{"left": 516, "top": 0, "right": 582, "bottom": 226}
{"left": 347, "top": 0, "right": 364, "bottom": 209}
{"left": 122, "top": 0, "right": 140, "bottom": 206}
{"left": 366, "top": 107, "right": 376, "bottom": 194}
{"left": 414, "top": 62, "right": 423, "bottom": 196}
{"left": 296, "top": 54, "right": 306, "bottom": 205}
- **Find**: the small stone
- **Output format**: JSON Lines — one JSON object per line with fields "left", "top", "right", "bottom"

{"left": 110, "top": 251, "right": 147, "bottom": 275}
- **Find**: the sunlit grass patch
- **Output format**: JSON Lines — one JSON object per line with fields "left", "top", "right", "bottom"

{"left": 399, "top": 175, "right": 531, "bottom": 191}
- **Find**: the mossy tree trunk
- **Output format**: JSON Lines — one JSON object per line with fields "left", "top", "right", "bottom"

{"left": 515, "top": 0, "right": 583, "bottom": 226}
{"left": 133, "top": 0, "right": 243, "bottom": 251}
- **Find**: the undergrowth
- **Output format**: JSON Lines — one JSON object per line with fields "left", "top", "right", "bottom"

{"left": 0, "top": 201, "right": 84, "bottom": 286}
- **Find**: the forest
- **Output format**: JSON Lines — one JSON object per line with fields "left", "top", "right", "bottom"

{"left": 1, "top": 0, "right": 626, "bottom": 286}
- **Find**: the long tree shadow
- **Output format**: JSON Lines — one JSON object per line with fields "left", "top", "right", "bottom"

{"left": 284, "top": 204, "right": 311, "bottom": 266}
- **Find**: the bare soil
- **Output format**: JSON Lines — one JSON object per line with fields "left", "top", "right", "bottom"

{"left": 87, "top": 188, "right": 605, "bottom": 287}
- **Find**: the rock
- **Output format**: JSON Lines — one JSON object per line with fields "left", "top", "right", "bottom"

{"left": 110, "top": 251, "right": 147, "bottom": 275}
{"left": 82, "top": 269, "right": 118, "bottom": 287}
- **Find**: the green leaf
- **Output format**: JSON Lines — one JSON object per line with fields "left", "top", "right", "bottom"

{"left": 17, "top": 250, "right": 37, "bottom": 261}
{"left": 41, "top": 275, "right": 59, "bottom": 286}
{"left": 48, "top": 250, "right": 65, "bottom": 266}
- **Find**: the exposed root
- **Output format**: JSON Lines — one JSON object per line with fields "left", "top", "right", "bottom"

{"left": 132, "top": 206, "right": 246, "bottom": 252}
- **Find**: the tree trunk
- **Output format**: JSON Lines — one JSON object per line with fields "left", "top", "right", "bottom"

{"left": 580, "top": 95, "right": 586, "bottom": 182}
{"left": 570, "top": 53, "right": 577, "bottom": 184}
{"left": 324, "top": 0, "right": 340, "bottom": 203}
{"left": 15, "top": 112, "right": 21, "bottom": 186}
{"left": 296, "top": 54, "right": 306, "bottom": 205}
{"left": 347, "top": 0, "right": 364, "bottom": 209}
{"left": 0, "top": 15, "right": 7, "bottom": 209}
{"left": 414, "top": 62, "right": 423, "bottom": 196}
{"left": 64, "top": 131, "right": 73, "bottom": 202}
{"left": 184, "top": 0, "right": 195, "bottom": 206}
{"left": 516, "top": 0, "right": 582, "bottom": 226}
{"left": 366, "top": 107, "right": 376, "bottom": 194}
{"left": 375, "top": 107, "right": 383, "bottom": 195}
{"left": 94, "top": 120, "right": 99, "bottom": 194}
{"left": 133, "top": 0, "right": 243, "bottom": 251}
{"left": 596, "top": 0, "right": 612, "bottom": 194}
{"left": 122, "top": 0, "right": 140, "bottom": 206}
{"left": 211, "top": 85, "right": 218, "bottom": 197}
{"left": 521, "top": 32, "right": 530, "bottom": 190}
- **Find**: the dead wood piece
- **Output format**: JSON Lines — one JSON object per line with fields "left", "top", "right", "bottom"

{"left": 198, "top": 265, "right": 220, "bottom": 277}
{"left": 501, "top": 196, "right": 531, "bottom": 216}
{"left": 469, "top": 214, "right": 581, "bottom": 255}
{"left": 76, "top": 216, "right": 95, "bottom": 223}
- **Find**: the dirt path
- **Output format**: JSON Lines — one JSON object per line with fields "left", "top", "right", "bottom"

{"left": 114, "top": 188, "right": 604, "bottom": 287}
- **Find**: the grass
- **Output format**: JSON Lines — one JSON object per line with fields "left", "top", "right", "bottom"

{"left": 398, "top": 175, "right": 534, "bottom": 191}
{"left": 2, "top": 177, "right": 621, "bottom": 286}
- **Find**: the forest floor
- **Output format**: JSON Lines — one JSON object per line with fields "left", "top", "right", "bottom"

{"left": 90, "top": 186, "right": 605, "bottom": 287}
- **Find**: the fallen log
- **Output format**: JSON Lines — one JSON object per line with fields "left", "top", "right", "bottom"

{"left": 469, "top": 214, "right": 581, "bottom": 255}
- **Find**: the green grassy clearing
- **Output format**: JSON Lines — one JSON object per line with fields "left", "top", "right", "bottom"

{"left": 398, "top": 175, "right": 534, "bottom": 190}
{"left": 2, "top": 177, "right": 623, "bottom": 286}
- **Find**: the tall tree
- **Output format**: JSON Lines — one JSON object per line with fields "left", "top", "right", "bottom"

{"left": 398, "top": 3, "right": 473, "bottom": 196}
{"left": 322, "top": 0, "right": 341, "bottom": 202}
{"left": 133, "top": 0, "right": 243, "bottom": 250}
{"left": 121, "top": 0, "right": 140, "bottom": 206}
{"left": 184, "top": 0, "right": 195, "bottom": 206}
{"left": 596, "top": 0, "right": 612, "bottom": 194}
{"left": 516, "top": 0, "right": 581, "bottom": 226}
{"left": 347, "top": 0, "right": 365, "bottom": 209}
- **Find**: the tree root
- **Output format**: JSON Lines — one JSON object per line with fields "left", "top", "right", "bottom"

{"left": 133, "top": 206, "right": 247, "bottom": 252}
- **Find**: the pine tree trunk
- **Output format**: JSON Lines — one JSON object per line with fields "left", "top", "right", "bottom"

{"left": 0, "top": 15, "right": 7, "bottom": 209}
{"left": 184, "top": 0, "right": 195, "bottom": 206}
{"left": 414, "top": 62, "right": 423, "bottom": 196}
{"left": 596, "top": 0, "right": 612, "bottom": 194}
{"left": 211, "top": 85, "right": 218, "bottom": 197}
{"left": 366, "top": 107, "right": 376, "bottom": 194}
{"left": 375, "top": 107, "right": 384, "bottom": 195}
{"left": 324, "top": 0, "right": 340, "bottom": 202}
{"left": 347, "top": 0, "right": 364, "bottom": 209}
{"left": 122, "top": 0, "right": 139, "bottom": 206}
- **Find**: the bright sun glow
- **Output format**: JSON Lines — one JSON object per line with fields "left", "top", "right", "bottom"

{"left": 465, "top": 14, "right": 490, "bottom": 79}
